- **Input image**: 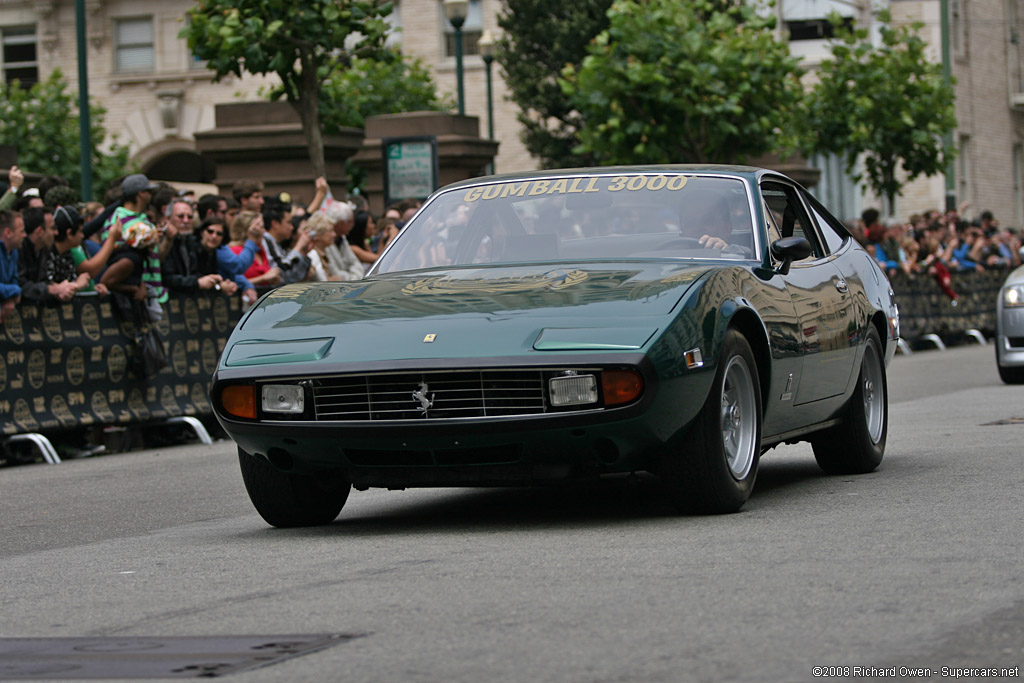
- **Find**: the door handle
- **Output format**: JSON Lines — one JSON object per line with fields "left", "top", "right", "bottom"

{"left": 835, "top": 279, "right": 849, "bottom": 294}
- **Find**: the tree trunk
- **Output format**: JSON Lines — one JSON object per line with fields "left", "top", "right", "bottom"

{"left": 296, "top": 55, "right": 327, "bottom": 180}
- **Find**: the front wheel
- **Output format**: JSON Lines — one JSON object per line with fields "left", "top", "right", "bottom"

{"left": 812, "top": 326, "right": 887, "bottom": 474}
{"left": 660, "top": 329, "right": 762, "bottom": 514}
{"left": 238, "top": 448, "right": 351, "bottom": 528}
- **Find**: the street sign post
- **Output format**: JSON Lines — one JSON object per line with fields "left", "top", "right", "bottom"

{"left": 382, "top": 136, "right": 439, "bottom": 209}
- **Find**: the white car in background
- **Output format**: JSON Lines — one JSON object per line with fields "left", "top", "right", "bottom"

{"left": 996, "top": 255, "right": 1024, "bottom": 383}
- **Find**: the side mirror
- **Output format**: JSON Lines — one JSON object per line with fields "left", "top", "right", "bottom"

{"left": 770, "top": 236, "right": 812, "bottom": 276}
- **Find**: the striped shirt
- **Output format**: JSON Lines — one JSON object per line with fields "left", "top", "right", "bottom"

{"left": 102, "top": 207, "right": 167, "bottom": 303}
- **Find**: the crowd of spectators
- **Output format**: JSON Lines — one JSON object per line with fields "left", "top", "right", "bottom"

{"left": 0, "top": 164, "right": 423, "bottom": 326}
{"left": 854, "top": 205, "right": 1023, "bottom": 277}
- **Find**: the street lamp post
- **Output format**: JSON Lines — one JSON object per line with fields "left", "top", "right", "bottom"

{"left": 478, "top": 29, "right": 496, "bottom": 174}
{"left": 443, "top": 0, "right": 469, "bottom": 116}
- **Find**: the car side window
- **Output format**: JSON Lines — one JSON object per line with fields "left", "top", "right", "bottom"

{"left": 805, "top": 192, "right": 851, "bottom": 255}
{"left": 760, "top": 180, "right": 824, "bottom": 263}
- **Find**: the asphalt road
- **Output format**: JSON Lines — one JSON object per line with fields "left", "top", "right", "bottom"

{"left": 1, "top": 342, "right": 1022, "bottom": 682}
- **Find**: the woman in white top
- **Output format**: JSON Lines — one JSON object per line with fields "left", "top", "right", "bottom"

{"left": 304, "top": 212, "right": 341, "bottom": 281}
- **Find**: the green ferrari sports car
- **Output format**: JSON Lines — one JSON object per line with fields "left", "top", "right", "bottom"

{"left": 211, "top": 165, "right": 899, "bottom": 527}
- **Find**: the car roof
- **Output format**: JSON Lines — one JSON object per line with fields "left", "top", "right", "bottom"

{"left": 440, "top": 165, "right": 784, "bottom": 193}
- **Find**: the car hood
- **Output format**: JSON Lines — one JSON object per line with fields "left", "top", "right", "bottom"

{"left": 226, "top": 262, "right": 713, "bottom": 366}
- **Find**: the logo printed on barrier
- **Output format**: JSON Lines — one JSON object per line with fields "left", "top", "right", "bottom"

{"left": 172, "top": 340, "right": 188, "bottom": 378}
{"left": 213, "top": 297, "right": 229, "bottom": 333}
{"left": 4, "top": 307, "right": 24, "bottom": 345}
{"left": 66, "top": 347, "right": 85, "bottom": 386}
{"left": 201, "top": 338, "right": 218, "bottom": 375}
{"left": 13, "top": 398, "right": 38, "bottom": 431}
{"left": 80, "top": 303, "right": 101, "bottom": 341}
{"left": 107, "top": 345, "right": 127, "bottom": 383}
{"left": 184, "top": 298, "right": 200, "bottom": 335}
{"left": 27, "top": 349, "right": 46, "bottom": 390}
{"left": 51, "top": 395, "right": 77, "bottom": 427}
{"left": 191, "top": 383, "right": 209, "bottom": 411}
{"left": 42, "top": 306, "right": 63, "bottom": 343}
{"left": 128, "top": 388, "right": 150, "bottom": 420}
{"left": 160, "top": 385, "right": 178, "bottom": 416}
{"left": 156, "top": 310, "right": 171, "bottom": 338}
{"left": 91, "top": 391, "right": 115, "bottom": 422}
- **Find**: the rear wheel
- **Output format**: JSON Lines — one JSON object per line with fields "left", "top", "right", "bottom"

{"left": 660, "top": 329, "right": 761, "bottom": 514}
{"left": 238, "top": 448, "right": 351, "bottom": 528}
{"left": 812, "top": 326, "right": 887, "bottom": 474}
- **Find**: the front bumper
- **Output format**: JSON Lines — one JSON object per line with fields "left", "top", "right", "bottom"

{"left": 997, "top": 305, "right": 1024, "bottom": 367}
{"left": 212, "top": 353, "right": 714, "bottom": 484}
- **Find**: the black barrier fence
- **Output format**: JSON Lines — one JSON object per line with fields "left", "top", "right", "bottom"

{"left": 889, "top": 269, "right": 1003, "bottom": 342}
{"left": 0, "top": 292, "right": 242, "bottom": 438}
{"left": 0, "top": 269, "right": 1005, "bottom": 440}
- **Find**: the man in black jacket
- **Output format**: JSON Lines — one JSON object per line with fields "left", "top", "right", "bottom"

{"left": 162, "top": 216, "right": 234, "bottom": 294}
{"left": 18, "top": 206, "right": 82, "bottom": 303}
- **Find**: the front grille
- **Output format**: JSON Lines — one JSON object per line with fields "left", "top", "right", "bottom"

{"left": 312, "top": 369, "right": 580, "bottom": 421}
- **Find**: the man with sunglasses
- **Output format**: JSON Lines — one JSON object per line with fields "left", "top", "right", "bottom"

{"left": 163, "top": 216, "right": 233, "bottom": 293}
{"left": 163, "top": 216, "right": 262, "bottom": 304}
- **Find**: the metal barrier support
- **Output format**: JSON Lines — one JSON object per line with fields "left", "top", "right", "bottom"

{"left": 5, "top": 433, "right": 62, "bottom": 464}
{"left": 162, "top": 417, "right": 214, "bottom": 445}
{"left": 920, "top": 334, "right": 947, "bottom": 350}
{"left": 965, "top": 329, "right": 987, "bottom": 345}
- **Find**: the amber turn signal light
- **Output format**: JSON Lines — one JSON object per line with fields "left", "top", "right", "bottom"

{"left": 602, "top": 370, "right": 643, "bottom": 406}
{"left": 221, "top": 385, "right": 257, "bottom": 419}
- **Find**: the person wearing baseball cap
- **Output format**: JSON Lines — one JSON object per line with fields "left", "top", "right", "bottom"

{"left": 121, "top": 174, "right": 159, "bottom": 199}
{"left": 99, "top": 173, "right": 170, "bottom": 314}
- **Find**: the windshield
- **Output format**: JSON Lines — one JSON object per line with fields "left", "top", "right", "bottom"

{"left": 374, "top": 173, "right": 756, "bottom": 273}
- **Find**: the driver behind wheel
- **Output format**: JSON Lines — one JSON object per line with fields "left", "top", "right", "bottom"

{"left": 693, "top": 195, "right": 732, "bottom": 250}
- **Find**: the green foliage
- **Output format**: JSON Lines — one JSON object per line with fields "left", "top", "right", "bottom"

{"left": 181, "top": 0, "right": 395, "bottom": 177}
{"left": 803, "top": 11, "right": 957, "bottom": 206}
{"left": 497, "top": 0, "right": 612, "bottom": 168}
{"left": 0, "top": 70, "right": 132, "bottom": 198}
{"left": 560, "top": 0, "right": 805, "bottom": 166}
{"left": 317, "top": 50, "right": 453, "bottom": 131}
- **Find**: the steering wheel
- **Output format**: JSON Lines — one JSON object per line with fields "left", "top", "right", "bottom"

{"left": 653, "top": 236, "right": 701, "bottom": 250}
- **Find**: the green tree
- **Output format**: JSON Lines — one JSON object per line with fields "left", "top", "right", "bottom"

{"left": 497, "top": 0, "right": 612, "bottom": 168}
{"left": 0, "top": 70, "right": 132, "bottom": 199}
{"left": 319, "top": 50, "right": 452, "bottom": 130}
{"left": 803, "top": 11, "right": 957, "bottom": 207}
{"left": 181, "top": 0, "right": 394, "bottom": 179}
{"left": 316, "top": 50, "right": 451, "bottom": 191}
{"left": 560, "top": 0, "right": 805, "bottom": 165}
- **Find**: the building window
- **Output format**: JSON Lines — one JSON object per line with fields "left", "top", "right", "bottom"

{"left": 785, "top": 17, "right": 853, "bottom": 42}
{"left": 958, "top": 134, "right": 971, "bottom": 208}
{"left": 115, "top": 17, "right": 155, "bottom": 72}
{"left": 1014, "top": 143, "right": 1024, "bottom": 229}
{"left": 442, "top": 0, "right": 482, "bottom": 58}
{"left": 1, "top": 26, "right": 39, "bottom": 87}
{"left": 1009, "top": 0, "right": 1024, "bottom": 97}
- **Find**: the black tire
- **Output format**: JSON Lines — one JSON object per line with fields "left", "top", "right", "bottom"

{"left": 660, "top": 329, "right": 762, "bottom": 514}
{"left": 238, "top": 448, "right": 351, "bottom": 528}
{"left": 995, "top": 344, "right": 1024, "bottom": 384}
{"left": 812, "top": 326, "right": 887, "bottom": 474}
